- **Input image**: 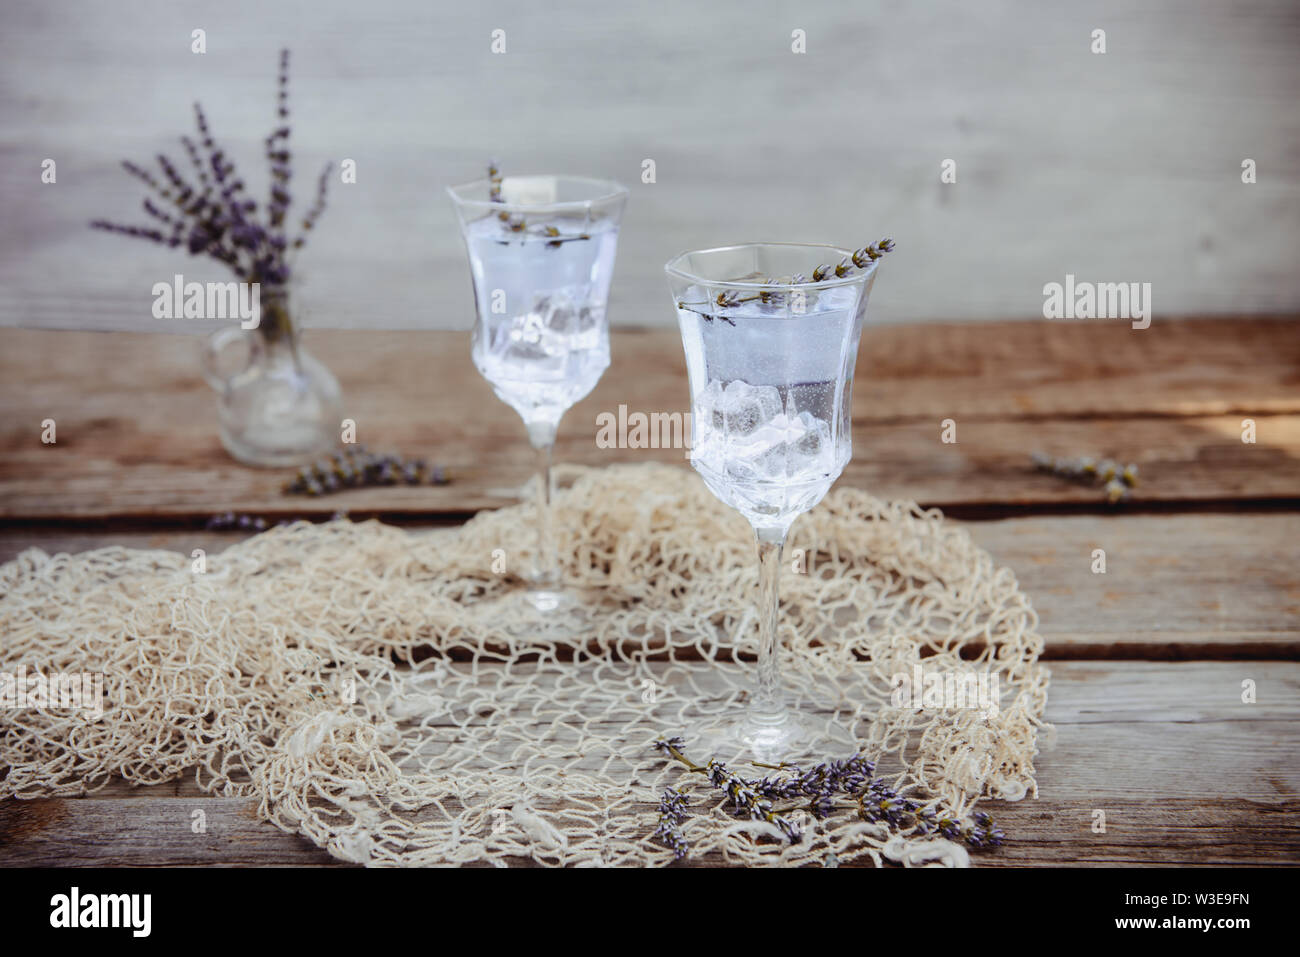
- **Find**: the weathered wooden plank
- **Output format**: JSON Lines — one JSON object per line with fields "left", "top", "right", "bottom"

{"left": 3, "top": 512, "right": 1296, "bottom": 657}
{"left": 5, "top": 320, "right": 1298, "bottom": 429}
{"left": 965, "top": 514, "right": 1300, "bottom": 659}
{"left": 3, "top": 795, "right": 1295, "bottom": 867}
{"left": 971, "top": 799, "right": 1299, "bottom": 867}
{"left": 4, "top": 414, "right": 1294, "bottom": 518}
{"left": 2, "top": 663, "right": 1295, "bottom": 866}
{"left": 2, "top": 324, "right": 1298, "bottom": 519}
{"left": 0, "top": 796, "right": 340, "bottom": 867}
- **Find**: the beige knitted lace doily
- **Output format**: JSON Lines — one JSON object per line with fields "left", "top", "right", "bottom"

{"left": 0, "top": 462, "right": 1050, "bottom": 867}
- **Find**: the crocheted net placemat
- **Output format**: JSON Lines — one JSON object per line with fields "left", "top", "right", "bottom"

{"left": 0, "top": 463, "right": 1050, "bottom": 867}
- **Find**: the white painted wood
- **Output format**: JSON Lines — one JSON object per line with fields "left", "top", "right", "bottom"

{"left": 1, "top": 0, "right": 1297, "bottom": 332}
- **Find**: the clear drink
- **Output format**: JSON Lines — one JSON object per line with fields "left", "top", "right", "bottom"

{"left": 449, "top": 174, "right": 627, "bottom": 610}
{"left": 676, "top": 284, "right": 860, "bottom": 531}
{"left": 665, "top": 242, "right": 884, "bottom": 763}
{"left": 467, "top": 215, "right": 619, "bottom": 437}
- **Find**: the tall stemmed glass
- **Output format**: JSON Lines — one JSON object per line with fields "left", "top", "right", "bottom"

{"left": 449, "top": 175, "right": 627, "bottom": 612}
{"left": 665, "top": 243, "right": 881, "bottom": 763}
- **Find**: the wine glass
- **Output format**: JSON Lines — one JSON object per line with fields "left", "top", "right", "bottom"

{"left": 665, "top": 243, "right": 882, "bottom": 763}
{"left": 448, "top": 174, "right": 627, "bottom": 612}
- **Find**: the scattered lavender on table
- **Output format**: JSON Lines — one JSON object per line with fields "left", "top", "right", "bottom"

{"left": 283, "top": 445, "right": 448, "bottom": 496}
{"left": 206, "top": 511, "right": 268, "bottom": 531}
{"left": 967, "top": 810, "right": 1006, "bottom": 849}
{"left": 90, "top": 49, "right": 331, "bottom": 343}
{"left": 651, "top": 736, "right": 1004, "bottom": 861}
{"left": 650, "top": 737, "right": 808, "bottom": 847}
{"left": 1032, "top": 452, "right": 1139, "bottom": 504}
{"left": 653, "top": 787, "right": 691, "bottom": 860}
{"left": 206, "top": 510, "right": 349, "bottom": 530}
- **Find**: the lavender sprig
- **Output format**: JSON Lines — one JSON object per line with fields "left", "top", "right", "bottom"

{"left": 483, "top": 160, "right": 591, "bottom": 247}
{"left": 206, "top": 511, "right": 268, "bottom": 532}
{"left": 848, "top": 238, "right": 896, "bottom": 269}
{"left": 675, "top": 238, "right": 894, "bottom": 321}
{"left": 282, "top": 445, "right": 449, "bottom": 496}
{"left": 652, "top": 787, "right": 690, "bottom": 860}
{"left": 488, "top": 159, "right": 503, "bottom": 203}
{"left": 293, "top": 162, "right": 332, "bottom": 250}
{"left": 651, "top": 738, "right": 802, "bottom": 846}
{"left": 651, "top": 736, "right": 1005, "bottom": 859}
{"left": 206, "top": 510, "right": 348, "bottom": 531}
{"left": 266, "top": 49, "right": 292, "bottom": 239}
{"left": 91, "top": 49, "right": 328, "bottom": 301}
{"left": 1032, "top": 452, "right": 1139, "bottom": 504}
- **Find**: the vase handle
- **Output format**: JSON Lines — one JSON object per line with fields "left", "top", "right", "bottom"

{"left": 201, "top": 326, "right": 253, "bottom": 393}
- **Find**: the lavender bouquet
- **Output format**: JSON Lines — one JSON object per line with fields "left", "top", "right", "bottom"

{"left": 89, "top": 49, "right": 343, "bottom": 466}
{"left": 91, "top": 49, "right": 329, "bottom": 344}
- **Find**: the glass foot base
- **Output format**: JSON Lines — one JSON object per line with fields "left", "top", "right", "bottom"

{"left": 218, "top": 426, "right": 335, "bottom": 467}
{"left": 466, "top": 584, "right": 610, "bottom": 636}
{"left": 521, "top": 586, "right": 575, "bottom": 614}
{"left": 685, "top": 709, "right": 858, "bottom": 767}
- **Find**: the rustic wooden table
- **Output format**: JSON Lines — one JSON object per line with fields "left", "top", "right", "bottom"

{"left": 1, "top": 318, "right": 1297, "bottom": 866}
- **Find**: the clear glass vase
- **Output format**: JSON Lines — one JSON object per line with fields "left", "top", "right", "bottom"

{"left": 201, "top": 285, "right": 342, "bottom": 467}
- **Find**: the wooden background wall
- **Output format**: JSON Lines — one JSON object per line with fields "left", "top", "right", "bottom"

{"left": 1, "top": 0, "right": 1297, "bottom": 333}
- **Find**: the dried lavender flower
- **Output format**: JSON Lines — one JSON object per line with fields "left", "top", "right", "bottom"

{"left": 651, "top": 736, "right": 1004, "bottom": 857}
{"left": 850, "top": 238, "right": 895, "bottom": 268}
{"left": 292, "top": 162, "right": 332, "bottom": 249}
{"left": 480, "top": 159, "right": 593, "bottom": 250}
{"left": 1032, "top": 451, "right": 1140, "bottom": 504}
{"left": 808, "top": 239, "right": 894, "bottom": 281}
{"left": 91, "top": 49, "right": 328, "bottom": 295}
{"left": 488, "top": 159, "right": 503, "bottom": 203}
{"left": 283, "top": 445, "right": 450, "bottom": 496}
{"left": 652, "top": 786, "right": 691, "bottom": 860}
{"left": 205, "top": 511, "right": 267, "bottom": 531}
{"left": 650, "top": 739, "right": 801, "bottom": 846}
{"left": 676, "top": 238, "right": 894, "bottom": 321}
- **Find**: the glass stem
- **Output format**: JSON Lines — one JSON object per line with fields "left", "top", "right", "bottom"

{"left": 752, "top": 527, "right": 788, "bottom": 723}
{"left": 533, "top": 439, "right": 559, "bottom": 590}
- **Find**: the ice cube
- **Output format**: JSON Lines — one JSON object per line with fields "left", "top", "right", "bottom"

{"left": 529, "top": 295, "right": 570, "bottom": 357}
{"left": 720, "top": 380, "right": 783, "bottom": 436}
{"left": 751, "top": 447, "right": 791, "bottom": 481}
{"left": 730, "top": 411, "right": 837, "bottom": 481}
{"left": 791, "top": 411, "right": 831, "bottom": 458}
{"left": 525, "top": 290, "right": 602, "bottom": 356}
{"left": 572, "top": 305, "right": 602, "bottom": 349}
{"left": 493, "top": 312, "right": 541, "bottom": 355}
{"left": 728, "top": 414, "right": 791, "bottom": 479}
{"left": 488, "top": 311, "right": 566, "bottom": 375}
{"left": 695, "top": 379, "right": 727, "bottom": 430}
